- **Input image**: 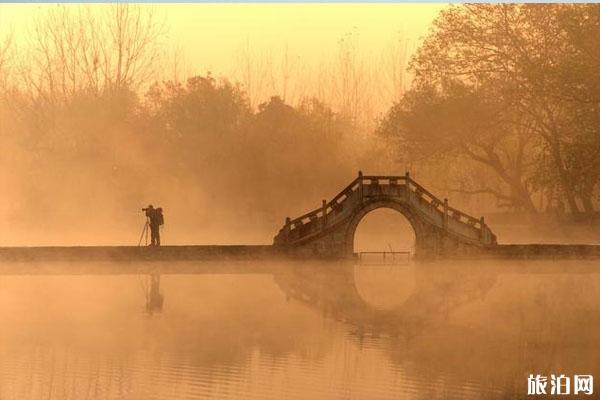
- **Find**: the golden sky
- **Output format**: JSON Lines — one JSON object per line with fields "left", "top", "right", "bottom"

{"left": 0, "top": 4, "right": 444, "bottom": 74}
{"left": 0, "top": 4, "right": 446, "bottom": 111}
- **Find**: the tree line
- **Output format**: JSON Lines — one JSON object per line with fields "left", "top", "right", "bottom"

{"left": 0, "top": 5, "right": 382, "bottom": 241}
{"left": 378, "top": 4, "right": 600, "bottom": 216}
{"left": 1, "top": 4, "right": 598, "bottom": 244}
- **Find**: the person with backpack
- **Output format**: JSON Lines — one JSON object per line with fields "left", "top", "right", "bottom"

{"left": 155, "top": 208, "right": 164, "bottom": 243}
{"left": 144, "top": 205, "right": 164, "bottom": 246}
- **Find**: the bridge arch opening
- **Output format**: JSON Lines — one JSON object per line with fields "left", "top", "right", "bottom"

{"left": 352, "top": 207, "right": 416, "bottom": 256}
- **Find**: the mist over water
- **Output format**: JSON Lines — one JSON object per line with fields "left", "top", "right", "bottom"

{"left": 1, "top": 259, "right": 599, "bottom": 400}
{"left": 1, "top": 3, "right": 600, "bottom": 399}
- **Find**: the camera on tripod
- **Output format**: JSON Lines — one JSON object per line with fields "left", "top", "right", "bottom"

{"left": 138, "top": 204, "right": 163, "bottom": 246}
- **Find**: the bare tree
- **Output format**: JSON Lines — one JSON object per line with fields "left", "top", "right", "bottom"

{"left": 0, "top": 32, "right": 13, "bottom": 90}
{"left": 98, "top": 5, "right": 164, "bottom": 92}
{"left": 234, "top": 40, "right": 270, "bottom": 109}
{"left": 377, "top": 32, "right": 414, "bottom": 105}
{"left": 20, "top": 5, "right": 164, "bottom": 104}
{"left": 328, "top": 30, "right": 377, "bottom": 130}
{"left": 266, "top": 44, "right": 302, "bottom": 104}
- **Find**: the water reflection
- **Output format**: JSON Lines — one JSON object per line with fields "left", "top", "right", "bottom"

{"left": 142, "top": 273, "right": 164, "bottom": 314}
{"left": 273, "top": 262, "right": 499, "bottom": 338}
{"left": 0, "top": 260, "right": 599, "bottom": 399}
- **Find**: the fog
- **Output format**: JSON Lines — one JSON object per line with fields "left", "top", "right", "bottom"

{"left": 1, "top": 5, "right": 600, "bottom": 400}
{"left": 0, "top": 4, "right": 421, "bottom": 246}
{"left": 0, "top": 4, "right": 599, "bottom": 246}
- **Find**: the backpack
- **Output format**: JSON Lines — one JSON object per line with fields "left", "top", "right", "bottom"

{"left": 157, "top": 208, "right": 164, "bottom": 225}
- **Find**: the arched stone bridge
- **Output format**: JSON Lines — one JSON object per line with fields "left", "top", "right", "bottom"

{"left": 273, "top": 172, "right": 497, "bottom": 258}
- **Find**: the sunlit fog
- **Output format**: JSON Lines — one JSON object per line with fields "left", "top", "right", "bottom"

{"left": 1, "top": 4, "right": 599, "bottom": 246}
{"left": 1, "top": 4, "right": 600, "bottom": 400}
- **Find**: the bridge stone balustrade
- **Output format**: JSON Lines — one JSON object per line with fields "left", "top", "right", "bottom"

{"left": 273, "top": 171, "right": 497, "bottom": 259}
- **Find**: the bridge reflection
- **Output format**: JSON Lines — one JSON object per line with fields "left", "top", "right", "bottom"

{"left": 130, "top": 262, "right": 499, "bottom": 334}
{"left": 2, "top": 260, "right": 600, "bottom": 335}
{"left": 2, "top": 259, "right": 600, "bottom": 397}
{"left": 272, "top": 263, "right": 499, "bottom": 338}
{"left": 39, "top": 261, "right": 600, "bottom": 344}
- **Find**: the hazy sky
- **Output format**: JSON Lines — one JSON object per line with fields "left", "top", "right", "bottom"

{"left": 0, "top": 4, "right": 445, "bottom": 78}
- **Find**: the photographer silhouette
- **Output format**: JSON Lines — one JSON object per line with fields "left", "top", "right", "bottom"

{"left": 140, "top": 205, "right": 164, "bottom": 246}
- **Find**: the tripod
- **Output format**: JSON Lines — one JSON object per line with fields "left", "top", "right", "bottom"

{"left": 138, "top": 217, "right": 150, "bottom": 246}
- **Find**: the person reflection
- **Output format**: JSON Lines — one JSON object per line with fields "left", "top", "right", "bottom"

{"left": 145, "top": 273, "right": 164, "bottom": 314}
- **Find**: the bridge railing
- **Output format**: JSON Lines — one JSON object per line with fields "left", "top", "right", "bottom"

{"left": 405, "top": 176, "right": 484, "bottom": 228}
{"left": 287, "top": 176, "right": 361, "bottom": 227}
{"left": 275, "top": 171, "right": 495, "bottom": 245}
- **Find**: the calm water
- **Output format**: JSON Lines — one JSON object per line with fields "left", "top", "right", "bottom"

{"left": 1, "top": 259, "right": 599, "bottom": 399}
